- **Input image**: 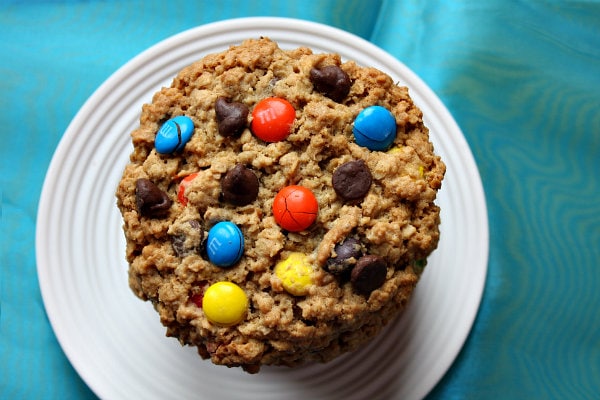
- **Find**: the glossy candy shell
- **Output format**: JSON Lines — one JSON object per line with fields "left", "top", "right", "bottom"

{"left": 272, "top": 186, "right": 318, "bottom": 232}
{"left": 202, "top": 282, "right": 248, "bottom": 326}
{"left": 352, "top": 106, "right": 396, "bottom": 151}
{"left": 206, "top": 221, "right": 244, "bottom": 267}
{"left": 155, "top": 115, "right": 194, "bottom": 154}
{"left": 250, "top": 97, "right": 295, "bottom": 142}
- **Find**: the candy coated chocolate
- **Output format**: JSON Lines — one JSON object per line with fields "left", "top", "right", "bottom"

{"left": 352, "top": 106, "right": 396, "bottom": 151}
{"left": 206, "top": 221, "right": 244, "bottom": 267}
{"left": 272, "top": 185, "right": 318, "bottom": 232}
{"left": 275, "top": 252, "right": 314, "bottom": 296}
{"left": 215, "top": 97, "right": 249, "bottom": 137}
{"left": 177, "top": 173, "right": 198, "bottom": 206}
{"left": 309, "top": 65, "right": 351, "bottom": 102}
{"left": 155, "top": 115, "right": 195, "bottom": 154}
{"left": 189, "top": 281, "right": 208, "bottom": 308}
{"left": 332, "top": 160, "right": 372, "bottom": 201}
{"left": 135, "top": 178, "right": 172, "bottom": 218}
{"left": 351, "top": 255, "right": 387, "bottom": 294}
{"left": 220, "top": 164, "right": 259, "bottom": 206}
{"left": 202, "top": 282, "right": 248, "bottom": 326}
{"left": 251, "top": 97, "right": 295, "bottom": 142}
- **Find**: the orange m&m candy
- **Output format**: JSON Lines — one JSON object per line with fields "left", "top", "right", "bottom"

{"left": 177, "top": 173, "right": 198, "bottom": 206}
{"left": 272, "top": 185, "right": 318, "bottom": 232}
{"left": 251, "top": 97, "right": 295, "bottom": 142}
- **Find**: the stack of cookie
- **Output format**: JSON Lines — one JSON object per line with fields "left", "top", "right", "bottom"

{"left": 116, "top": 37, "right": 445, "bottom": 372}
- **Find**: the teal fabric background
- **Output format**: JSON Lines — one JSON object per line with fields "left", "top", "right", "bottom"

{"left": 1, "top": 1, "right": 598, "bottom": 398}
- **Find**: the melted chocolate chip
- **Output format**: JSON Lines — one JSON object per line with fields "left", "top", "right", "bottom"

{"left": 326, "top": 237, "right": 362, "bottom": 276}
{"left": 351, "top": 255, "right": 387, "bottom": 295}
{"left": 171, "top": 220, "right": 204, "bottom": 257}
{"left": 171, "top": 235, "right": 186, "bottom": 256}
{"left": 215, "top": 97, "right": 249, "bottom": 137}
{"left": 332, "top": 160, "right": 372, "bottom": 201}
{"left": 220, "top": 164, "right": 259, "bottom": 206}
{"left": 135, "top": 178, "right": 172, "bottom": 218}
{"left": 309, "top": 65, "right": 351, "bottom": 102}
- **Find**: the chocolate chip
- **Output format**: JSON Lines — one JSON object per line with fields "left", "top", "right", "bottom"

{"left": 171, "top": 220, "right": 204, "bottom": 257}
{"left": 215, "top": 97, "right": 249, "bottom": 137}
{"left": 332, "top": 160, "right": 372, "bottom": 201}
{"left": 351, "top": 255, "right": 387, "bottom": 295}
{"left": 326, "top": 237, "right": 362, "bottom": 276}
{"left": 188, "top": 219, "right": 201, "bottom": 230}
{"left": 220, "top": 164, "right": 259, "bottom": 206}
{"left": 135, "top": 178, "right": 172, "bottom": 218}
{"left": 309, "top": 65, "right": 351, "bottom": 102}
{"left": 171, "top": 235, "right": 186, "bottom": 256}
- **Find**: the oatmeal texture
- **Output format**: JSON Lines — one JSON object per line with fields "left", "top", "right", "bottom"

{"left": 116, "top": 37, "right": 445, "bottom": 373}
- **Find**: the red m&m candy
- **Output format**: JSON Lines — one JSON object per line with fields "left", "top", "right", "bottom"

{"left": 251, "top": 97, "right": 295, "bottom": 142}
{"left": 272, "top": 185, "right": 318, "bottom": 232}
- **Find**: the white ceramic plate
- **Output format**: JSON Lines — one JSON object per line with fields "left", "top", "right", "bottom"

{"left": 37, "top": 17, "right": 488, "bottom": 400}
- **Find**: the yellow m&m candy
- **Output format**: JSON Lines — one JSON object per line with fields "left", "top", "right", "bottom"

{"left": 202, "top": 282, "right": 248, "bottom": 326}
{"left": 274, "top": 252, "right": 314, "bottom": 296}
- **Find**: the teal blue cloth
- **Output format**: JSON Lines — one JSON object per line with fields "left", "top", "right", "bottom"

{"left": 2, "top": 1, "right": 599, "bottom": 398}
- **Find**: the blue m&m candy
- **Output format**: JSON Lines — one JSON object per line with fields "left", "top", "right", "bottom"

{"left": 206, "top": 221, "right": 244, "bottom": 267}
{"left": 155, "top": 115, "right": 195, "bottom": 154}
{"left": 352, "top": 106, "right": 397, "bottom": 151}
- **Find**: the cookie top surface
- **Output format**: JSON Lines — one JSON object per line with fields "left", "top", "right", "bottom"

{"left": 116, "top": 37, "right": 445, "bottom": 372}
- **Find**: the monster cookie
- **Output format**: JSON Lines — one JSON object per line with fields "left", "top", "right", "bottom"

{"left": 115, "top": 37, "right": 445, "bottom": 373}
